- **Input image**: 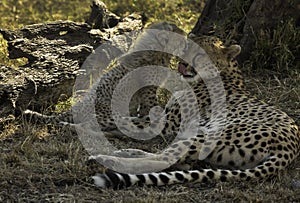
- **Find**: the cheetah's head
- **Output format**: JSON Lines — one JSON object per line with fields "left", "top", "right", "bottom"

{"left": 178, "top": 35, "right": 242, "bottom": 86}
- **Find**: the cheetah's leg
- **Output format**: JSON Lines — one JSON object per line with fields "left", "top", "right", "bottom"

{"left": 88, "top": 137, "right": 201, "bottom": 173}
{"left": 111, "top": 148, "right": 156, "bottom": 158}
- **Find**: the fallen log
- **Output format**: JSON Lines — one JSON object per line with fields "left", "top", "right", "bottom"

{"left": 0, "top": 1, "right": 144, "bottom": 127}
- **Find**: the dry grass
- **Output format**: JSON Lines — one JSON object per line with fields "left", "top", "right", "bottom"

{"left": 1, "top": 67, "right": 300, "bottom": 202}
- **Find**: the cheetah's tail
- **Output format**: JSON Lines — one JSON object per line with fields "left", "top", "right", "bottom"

{"left": 92, "top": 155, "right": 290, "bottom": 189}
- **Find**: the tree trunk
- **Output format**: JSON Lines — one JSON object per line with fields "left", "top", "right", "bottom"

{"left": 191, "top": 0, "right": 300, "bottom": 63}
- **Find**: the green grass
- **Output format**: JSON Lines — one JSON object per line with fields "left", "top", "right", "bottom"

{"left": 0, "top": 37, "right": 26, "bottom": 67}
{"left": 0, "top": 0, "right": 202, "bottom": 67}
{"left": 0, "top": 0, "right": 91, "bottom": 28}
{"left": 0, "top": 0, "right": 92, "bottom": 67}
{"left": 103, "top": 0, "right": 202, "bottom": 31}
{"left": 0, "top": 0, "right": 201, "bottom": 29}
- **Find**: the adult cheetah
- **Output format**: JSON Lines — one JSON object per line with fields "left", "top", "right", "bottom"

{"left": 90, "top": 35, "right": 300, "bottom": 189}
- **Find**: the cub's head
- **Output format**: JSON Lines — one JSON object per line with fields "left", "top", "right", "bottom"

{"left": 131, "top": 22, "right": 187, "bottom": 56}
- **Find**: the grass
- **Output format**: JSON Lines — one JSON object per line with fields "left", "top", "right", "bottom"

{"left": 0, "top": 0, "right": 92, "bottom": 67}
{"left": 1, "top": 0, "right": 300, "bottom": 202}
{"left": 103, "top": 0, "right": 202, "bottom": 30}
{"left": 1, "top": 96, "right": 300, "bottom": 202}
{"left": 249, "top": 19, "right": 300, "bottom": 73}
{"left": 0, "top": 0, "right": 201, "bottom": 67}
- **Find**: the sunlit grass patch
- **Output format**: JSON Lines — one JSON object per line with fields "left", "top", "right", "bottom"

{"left": 103, "top": 0, "right": 203, "bottom": 31}
{"left": 0, "top": 35, "right": 28, "bottom": 67}
{"left": 0, "top": 0, "right": 203, "bottom": 67}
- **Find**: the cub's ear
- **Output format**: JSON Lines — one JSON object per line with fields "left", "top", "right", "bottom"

{"left": 223, "top": 44, "right": 241, "bottom": 59}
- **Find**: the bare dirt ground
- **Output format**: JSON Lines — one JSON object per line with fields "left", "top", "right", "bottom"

{"left": 1, "top": 67, "right": 300, "bottom": 202}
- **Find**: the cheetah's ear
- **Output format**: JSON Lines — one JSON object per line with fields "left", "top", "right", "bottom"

{"left": 223, "top": 45, "right": 241, "bottom": 59}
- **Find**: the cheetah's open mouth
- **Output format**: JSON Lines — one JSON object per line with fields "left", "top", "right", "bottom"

{"left": 178, "top": 62, "right": 197, "bottom": 78}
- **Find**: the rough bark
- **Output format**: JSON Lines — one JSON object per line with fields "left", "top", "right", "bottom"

{"left": 0, "top": 1, "right": 144, "bottom": 127}
{"left": 191, "top": 0, "right": 300, "bottom": 62}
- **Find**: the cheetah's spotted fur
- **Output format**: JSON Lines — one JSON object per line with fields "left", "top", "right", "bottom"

{"left": 90, "top": 35, "right": 300, "bottom": 189}
{"left": 24, "top": 22, "right": 186, "bottom": 131}
{"left": 23, "top": 23, "right": 300, "bottom": 189}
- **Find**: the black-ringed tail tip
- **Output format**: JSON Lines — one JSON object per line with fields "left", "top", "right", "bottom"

{"left": 91, "top": 153, "right": 294, "bottom": 189}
